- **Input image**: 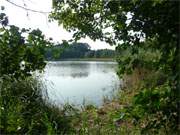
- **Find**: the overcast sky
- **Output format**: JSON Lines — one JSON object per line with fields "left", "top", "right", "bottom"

{"left": 1, "top": 0, "right": 115, "bottom": 50}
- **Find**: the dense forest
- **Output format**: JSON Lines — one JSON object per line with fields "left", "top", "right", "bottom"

{"left": 45, "top": 42, "right": 115, "bottom": 60}
{"left": 0, "top": 0, "right": 179, "bottom": 134}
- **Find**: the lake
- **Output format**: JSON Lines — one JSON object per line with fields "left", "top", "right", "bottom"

{"left": 42, "top": 61, "right": 121, "bottom": 107}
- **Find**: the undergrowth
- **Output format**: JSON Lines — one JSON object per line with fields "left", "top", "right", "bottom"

{"left": 0, "top": 76, "right": 73, "bottom": 134}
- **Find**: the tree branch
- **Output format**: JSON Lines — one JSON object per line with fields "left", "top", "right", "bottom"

{"left": 5, "top": 0, "right": 51, "bottom": 14}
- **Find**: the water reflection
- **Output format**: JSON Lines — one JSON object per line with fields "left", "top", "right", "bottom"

{"left": 45, "top": 61, "right": 90, "bottom": 78}
{"left": 43, "top": 61, "right": 121, "bottom": 106}
{"left": 70, "top": 72, "right": 89, "bottom": 78}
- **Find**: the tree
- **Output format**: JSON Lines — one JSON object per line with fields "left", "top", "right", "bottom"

{"left": 0, "top": 8, "right": 73, "bottom": 134}
{"left": 0, "top": 9, "right": 52, "bottom": 78}
{"left": 50, "top": 0, "right": 178, "bottom": 72}
{"left": 50, "top": 0, "right": 179, "bottom": 133}
{"left": 45, "top": 42, "right": 115, "bottom": 60}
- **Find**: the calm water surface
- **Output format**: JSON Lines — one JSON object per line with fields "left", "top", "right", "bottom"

{"left": 43, "top": 61, "right": 121, "bottom": 106}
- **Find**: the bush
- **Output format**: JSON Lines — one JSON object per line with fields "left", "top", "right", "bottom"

{"left": 0, "top": 76, "right": 73, "bottom": 134}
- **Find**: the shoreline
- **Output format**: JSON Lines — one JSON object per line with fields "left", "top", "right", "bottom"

{"left": 46, "top": 58, "right": 116, "bottom": 62}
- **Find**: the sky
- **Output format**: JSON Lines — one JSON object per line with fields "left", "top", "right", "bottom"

{"left": 1, "top": 0, "right": 115, "bottom": 50}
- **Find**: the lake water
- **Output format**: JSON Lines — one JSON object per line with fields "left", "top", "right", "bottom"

{"left": 43, "top": 61, "right": 121, "bottom": 107}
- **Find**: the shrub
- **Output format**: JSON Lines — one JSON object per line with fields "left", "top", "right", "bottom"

{"left": 0, "top": 76, "right": 73, "bottom": 134}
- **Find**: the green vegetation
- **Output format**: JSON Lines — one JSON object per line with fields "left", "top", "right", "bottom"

{"left": 0, "top": 10, "right": 73, "bottom": 134}
{"left": 45, "top": 42, "right": 116, "bottom": 60}
{"left": 50, "top": 0, "right": 178, "bottom": 134}
{"left": 0, "top": 0, "right": 179, "bottom": 134}
{"left": 0, "top": 76, "right": 73, "bottom": 134}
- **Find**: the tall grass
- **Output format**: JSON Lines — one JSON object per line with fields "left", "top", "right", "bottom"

{"left": 0, "top": 76, "right": 73, "bottom": 134}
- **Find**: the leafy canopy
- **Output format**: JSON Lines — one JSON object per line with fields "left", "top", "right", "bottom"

{"left": 50, "top": 0, "right": 178, "bottom": 70}
{"left": 0, "top": 9, "right": 53, "bottom": 78}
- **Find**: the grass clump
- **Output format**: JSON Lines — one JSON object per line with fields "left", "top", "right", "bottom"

{"left": 0, "top": 76, "right": 74, "bottom": 134}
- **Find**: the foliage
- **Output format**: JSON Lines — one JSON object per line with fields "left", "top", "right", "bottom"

{"left": 59, "top": 42, "right": 90, "bottom": 59}
{"left": 0, "top": 10, "right": 52, "bottom": 78}
{"left": 85, "top": 49, "right": 115, "bottom": 59}
{"left": 0, "top": 0, "right": 179, "bottom": 134}
{"left": 51, "top": 0, "right": 179, "bottom": 134}
{"left": 0, "top": 9, "right": 74, "bottom": 134}
{"left": 45, "top": 42, "right": 115, "bottom": 60}
{"left": 0, "top": 76, "right": 73, "bottom": 134}
{"left": 50, "top": 0, "right": 179, "bottom": 76}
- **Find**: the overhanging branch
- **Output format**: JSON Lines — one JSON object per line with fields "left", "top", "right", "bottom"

{"left": 5, "top": 0, "right": 51, "bottom": 14}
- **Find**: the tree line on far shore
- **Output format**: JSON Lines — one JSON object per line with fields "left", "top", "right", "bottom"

{"left": 45, "top": 42, "right": 116, "bottom": 60}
